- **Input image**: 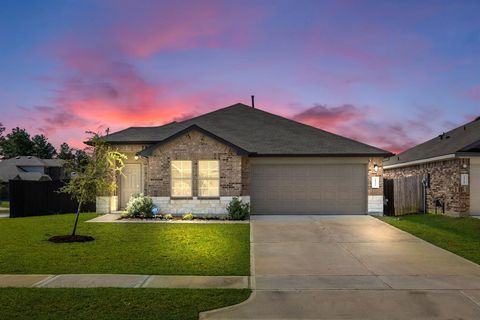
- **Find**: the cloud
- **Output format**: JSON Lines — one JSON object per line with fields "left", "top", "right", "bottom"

{"left": 290, "top": 103, "right": 451, "bottom": 154}
{"left": 18, "top": 1, "right": 264, "bottom": 148}
{"left": 107, "top": 1, "right": 260, "bottom": 58}
{"left": 464, "top": 85, "right": 480, "bottom": 101}
{"left": 292, "top": 104, "right": 366, "bottom": 130}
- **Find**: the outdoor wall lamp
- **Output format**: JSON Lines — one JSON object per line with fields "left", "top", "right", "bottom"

{"left": 134, "top": 155, "right": 139, "bottom": 160}
{"left": 373, "top": 164, "right": 379, "bottom": 173}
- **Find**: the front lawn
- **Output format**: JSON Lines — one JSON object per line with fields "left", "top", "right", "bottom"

{"left": 0, "top": 288, "right": 250, "bottom": 320}
{"left": 380, "top": 214, "right": 480, "bottom": 265}
{"left": 0, "top": 213, "right": 249, "bottom": 275}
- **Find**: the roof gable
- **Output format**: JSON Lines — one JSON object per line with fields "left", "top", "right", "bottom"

{"left": 138, "top": 125, "right": 250, "bottom": 156}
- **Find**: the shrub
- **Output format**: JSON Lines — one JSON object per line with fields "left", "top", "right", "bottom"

{"left": 124, "top": 194, "right": 155, "bottom": 218}
{"left": 227, "top": 197, "right": 250, "bottom": 220}
{"left": 182, "top": 213, "right": 194, "bottom": 220}
{"left": 163, "top": 213, "right": 173, "bottom": 220}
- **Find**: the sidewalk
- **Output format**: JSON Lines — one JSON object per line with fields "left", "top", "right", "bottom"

{"left": 0, "top": 274, "right": 249, "bottom": 289}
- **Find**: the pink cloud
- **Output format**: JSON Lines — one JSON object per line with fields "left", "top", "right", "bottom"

{"left": 290, "top": 104, "right": 451, "bottom": 154}
{"left": 464, "top": 85, "right": 480, "bottom": 101}
{"left": 103, "top": 0, "right": 262, "bottom": 58}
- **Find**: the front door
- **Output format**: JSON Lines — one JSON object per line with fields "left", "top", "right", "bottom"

{"left": 121, "top": 163, "right": 142, "bottom": 209}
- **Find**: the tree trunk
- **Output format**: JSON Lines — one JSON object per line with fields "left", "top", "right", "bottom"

{"left": 71, "top": 201, "right": 82, "bottom": 236}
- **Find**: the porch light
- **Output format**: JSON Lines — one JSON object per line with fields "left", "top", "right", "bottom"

{"left": 134, "top": 155, "right": 139, "bottom": 160}
{"left": 373, "top": 164, "right": 379, "bottom": 173}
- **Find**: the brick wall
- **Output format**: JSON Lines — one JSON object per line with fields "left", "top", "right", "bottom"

{"left": 147, "top": 130, "right": 246, "bottom": 197}
{"left": 384, "top": 158, "right": 469, "bottom": 216}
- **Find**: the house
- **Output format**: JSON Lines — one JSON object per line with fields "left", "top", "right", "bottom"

{"left": 100, "top": 103, "right": 392, "bottom": 215}
{"left": 0, "top": 156, "right": 65, "bottom": 182}
{"left": 384, "top": 117, "right": 480, "bottom": 216}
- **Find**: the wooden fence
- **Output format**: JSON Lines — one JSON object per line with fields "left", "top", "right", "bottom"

{"left": 9, "top": 180, "right": 95, "bottom": 218}
{"left": 384, "top": 175, "right": 425, "bottom": 216}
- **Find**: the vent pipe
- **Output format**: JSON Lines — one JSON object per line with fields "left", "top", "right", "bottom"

{"left": 251, "top": 95, "right": 255, "bottom": 108}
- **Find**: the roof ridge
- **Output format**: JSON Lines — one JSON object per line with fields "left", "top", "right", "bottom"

{"left": 177, "top": 102, "right": 249, "bottom": 125}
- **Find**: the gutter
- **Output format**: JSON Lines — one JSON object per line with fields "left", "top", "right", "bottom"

{"left": 384, "top": 154, "right": 456, "bottom": 169}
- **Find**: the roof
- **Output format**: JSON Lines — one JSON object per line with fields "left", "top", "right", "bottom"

{"left": 0, "top": 156, "right": 64, "bottom": 182}
{"left": 105, "top": 103, "right": 391, "bottom": 157}
{"left": 14, "top": 172, "right": 52, "bottom": 181}
{"left": 384, "top": 117, "right": 480, "bottom": 166}
{"left": 0, "top": 156, "right": 64, "bottom": 167}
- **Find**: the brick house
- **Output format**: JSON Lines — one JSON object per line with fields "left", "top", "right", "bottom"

{"left": 384, "top": 118, "right": 480, "bottom": 216}
{"left": 98, "top": 103, "right": 391, "bottom": 215}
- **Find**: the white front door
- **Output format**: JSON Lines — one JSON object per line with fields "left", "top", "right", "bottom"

{"left": 121, "top": 163, "right": 142, "bottom": 209}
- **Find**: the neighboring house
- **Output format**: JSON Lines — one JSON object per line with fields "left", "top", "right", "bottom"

{"left": 0, "top": 156, "right": 65, "bottom": 182}
{"left": 384, "top": 117, "right": 480, "bottom": 216}
{"left": 100, "top": 103, "right": 392, "bottom": 215}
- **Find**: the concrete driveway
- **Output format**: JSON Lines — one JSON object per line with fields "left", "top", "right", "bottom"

{"left": 201, "top": 215, "right": 480, "bottom": 319}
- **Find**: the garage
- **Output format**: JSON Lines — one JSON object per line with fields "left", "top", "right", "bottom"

{"left": 250, "top": 159, "right": 368, "bottom": 215}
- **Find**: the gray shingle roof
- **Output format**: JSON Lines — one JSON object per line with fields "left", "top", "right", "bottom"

{"left": 0, "top": 156, "right": 64, "bottom": 182}
{"left": 105, "top": 103, "right": 391, "bottom": 156}
{"left": 384, "top": 118, "right": 480, "bottom": 166}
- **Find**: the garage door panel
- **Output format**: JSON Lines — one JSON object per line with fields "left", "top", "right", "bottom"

{"left": 251, "top": 164, "right": 367, "bottom": 215}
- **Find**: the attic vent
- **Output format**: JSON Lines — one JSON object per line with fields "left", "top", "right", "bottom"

{"left": 438, "top": 132, "right": 450, "bottom": 140}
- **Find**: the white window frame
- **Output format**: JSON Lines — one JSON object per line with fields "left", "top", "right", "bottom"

{"left": 171, "top": 160, "right": 192, "bottom": 197}
{"left": 198, "top": 160, "right": 220, "bottom": 198}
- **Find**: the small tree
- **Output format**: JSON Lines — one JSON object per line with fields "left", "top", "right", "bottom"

{"left": 59, "top": 131, "right": 126, "bottom": 238}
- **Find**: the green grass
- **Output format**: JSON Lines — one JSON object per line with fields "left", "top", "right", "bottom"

{"left": 0, "top": 201, "right": 8, "bottom": 208}
{"left": 380, "top": 213, "right": 480, "bottom": 265}
{"left": 0, "top": 213, "right": 250, "bottom": 275}
{"left": 0, "top": 288, "right": 251, "bottom": 320}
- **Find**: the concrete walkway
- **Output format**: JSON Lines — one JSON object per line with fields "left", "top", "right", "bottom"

{"left": 0, "top": 274, "right": 248, "bottom": 289}
{"left": 201, "top": 215, "right": 480, "bottom": 319}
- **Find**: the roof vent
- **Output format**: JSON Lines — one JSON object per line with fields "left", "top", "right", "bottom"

{"left": 27, "top": 156, "right": 32, "bottom": 159}
{"left": 251, "top": 95, "right": 255, "bottom": 108}
{"left": 16, "top": 156, "right": 20, "bottom": 159}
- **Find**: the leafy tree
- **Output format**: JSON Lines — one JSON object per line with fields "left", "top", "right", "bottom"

{"left": 60, "top": 132, "right": 126, "bottom": 237}
{"left": 32, "top": 134, "right": 56, "bottom": 159}
{"left": 58, "top": 143, "right": 75, "bottom": 160}
{"left": 0, "top": 127, "right": 35, "bottom": 158}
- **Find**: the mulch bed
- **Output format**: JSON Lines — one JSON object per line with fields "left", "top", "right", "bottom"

{"left": 48, "top": 235, "right": 95, "bottom": 243}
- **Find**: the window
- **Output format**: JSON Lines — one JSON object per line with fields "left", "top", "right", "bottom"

{"left": 171, "top": 160, "right": 192, "bottom": 197}
{"left": 198, "top": 160, "right": 220, "bottom": 197}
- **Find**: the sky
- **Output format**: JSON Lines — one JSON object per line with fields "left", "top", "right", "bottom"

{"left": 0, "top": 0, "right": 479, "bottom": 153}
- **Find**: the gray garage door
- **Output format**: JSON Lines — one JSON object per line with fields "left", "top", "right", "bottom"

{"left": 251, "top": 164, "right": 367, "bottom": 214}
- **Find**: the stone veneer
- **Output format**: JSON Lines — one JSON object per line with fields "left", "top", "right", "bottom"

{"left": 384, "top": 158, "right": 469, "bottom": 216}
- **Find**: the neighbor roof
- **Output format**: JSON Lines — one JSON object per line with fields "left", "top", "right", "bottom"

{"left": 105, "top": 103, "right": 392, "bottom": 156}
{"left": 384, "top": 117, "right": 480, "bottom": 166}
{"left": 0, "top": 156, "right": 64, "bottom": 182}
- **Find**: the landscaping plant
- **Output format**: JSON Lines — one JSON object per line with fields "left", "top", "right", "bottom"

{"left": 55, "top": 131, "right": 126, "bottom": 242}
{"left": 182, "top": 213, "right": 194, "bottom": 220}
{"left": 123, "top": 194, "right": 155, "bottom": 218}
{"left": 226, "top": 197, "right": 250, "bottom": 220}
